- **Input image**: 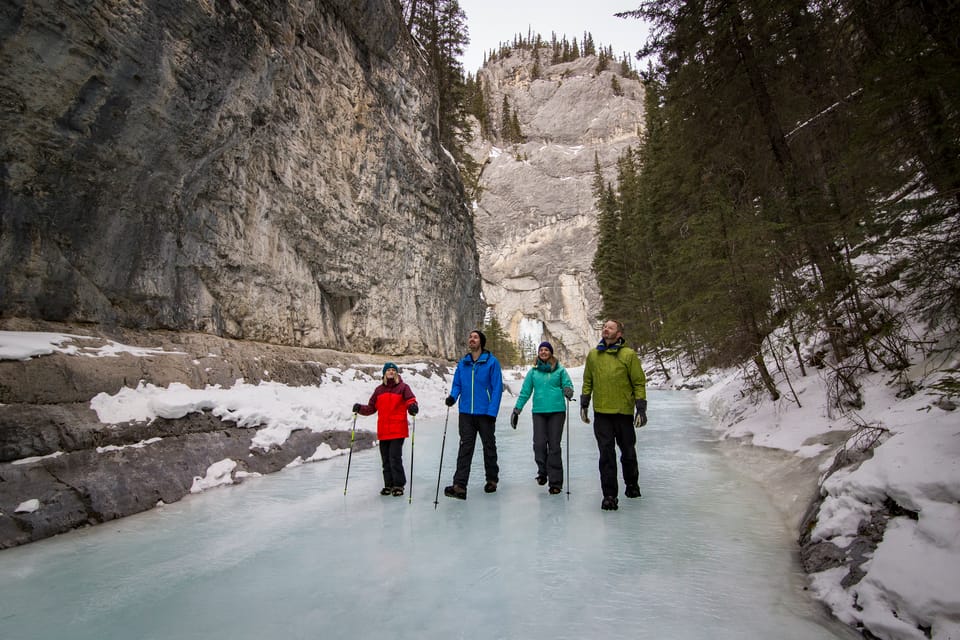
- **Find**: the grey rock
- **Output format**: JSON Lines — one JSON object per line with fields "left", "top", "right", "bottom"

{"left": 0, "top": 422, "right": 375, "bottom": 549}
{"left": 934, "top": 397, "right": 957, "bottom": 411}
{"left": 799, "top": 476, "right": 921, "bottom": 593}
{"left": 799, "top": 540, "right": 848, "bottom": 573}
{"left": 0, "top": 0, "right": 482, "bottom": 358}
{"left": 468, "top": 49, "right": 646, "bottom": 362}
{"left": 0, "top": 322, "right": 432, "bottom": 548}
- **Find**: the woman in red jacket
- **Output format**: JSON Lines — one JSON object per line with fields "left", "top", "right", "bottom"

{"left": 352, "top": 362, "right": 418, "bottom": 496}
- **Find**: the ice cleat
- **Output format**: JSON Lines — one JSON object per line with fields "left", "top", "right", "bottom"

{"left": 484, "top": 480, "right": 498, "bottom": 493}
{"left": 601, "top": 496, "right": 619, "bottom": 511}
{"left": 625, "top": 485, "right": 642, "bottom": 499}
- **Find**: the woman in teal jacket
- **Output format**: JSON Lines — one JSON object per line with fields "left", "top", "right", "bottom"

{"left": 511, "top": 342, "right": 574, "bottom": 494}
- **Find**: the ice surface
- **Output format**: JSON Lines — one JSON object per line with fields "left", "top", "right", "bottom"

{"left": 0, "top": 390, "right": 857, "bottom": 640}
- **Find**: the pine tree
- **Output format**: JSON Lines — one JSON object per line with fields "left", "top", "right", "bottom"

{"left": 596, "top": 48, "right": 609, "bottom": 73}
{"left": 611, "top": 75, "right": 622, "bottom": 96}
{"left": 483, "top": 316, "right": 521, "bottom": 366}
{"left": 518, "top": 335, "right": 537, "bottom": 365}
{"left": 463, "top": 73, "right": 489, "bottom": 138}
{"left": 401, "top": 0, "right": 472, "bottom": 166}
{"left": 592, "top": 153, "right": 626, "bottom": 321}
{"left": 583, "top": 31, "right": 596, "bottom": 56}
{"left": 500, "top": 95, "right": 512, "bottom": 142}
{"left": 509, "top": 107, "right": 523, "bottom": 143}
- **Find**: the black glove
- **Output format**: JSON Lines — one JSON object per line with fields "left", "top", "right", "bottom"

{"left": 634, "top": 399, "right": 648, "bottom": 428}
{"left": 580, "top": 394, "right": 590, "bottom": 409}
{"left": 510, "top": 408, "right": 519, "bottom": 429}
{"left": 352, "top": 403, "right": 361, "bottom": 414}
{"left": 563, "top": 387, "right": 574, "bottom": 400}
{"left": 408, "top": 403, "right": 419, "bottom": 416}
{"left": 444, "top": 395, "right": 455, "bottom": 407}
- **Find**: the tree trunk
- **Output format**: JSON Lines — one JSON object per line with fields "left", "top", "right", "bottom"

{"left": 753, "top": 353, "right": 781, "bottom": 401}
{"left": 654, "top": 346, "right": 671, "bottom": 380}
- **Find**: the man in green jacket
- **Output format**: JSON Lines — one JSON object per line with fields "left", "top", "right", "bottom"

{"left": 580, "top": 319, "right": 648, "bottom": 511}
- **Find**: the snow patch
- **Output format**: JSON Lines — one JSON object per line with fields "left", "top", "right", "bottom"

{"left": 97, "top": 437, "right": 163, "bottom": 453}
{"left": 12, "top": 451, "right": 64, "bottom": 465}
{"left": 0, "top": 331, "right": 184, "bottom": 361}
{"left": 15, "top": 499, "right": 40, "bottom": 514}
{"left": 190, "top": 459, "right": 238, "bottom": 493}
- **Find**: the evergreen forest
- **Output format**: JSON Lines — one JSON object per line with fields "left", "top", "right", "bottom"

{"left": 400, "top": 0, "right": 958, "bottom": 398}
{"left": 590, "top": 1, "right": 959, "bottom": 402}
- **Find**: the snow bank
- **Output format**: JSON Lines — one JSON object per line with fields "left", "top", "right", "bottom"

{"left": 691, "top": 348, "right": 960, "bottom": 640}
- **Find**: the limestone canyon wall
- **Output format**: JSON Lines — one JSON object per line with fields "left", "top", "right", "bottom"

{"left": 0, "top": 0, "right": 483, "bottom": 358}
{"left": 469, "top": 50, "right": 645, "bottom": 363}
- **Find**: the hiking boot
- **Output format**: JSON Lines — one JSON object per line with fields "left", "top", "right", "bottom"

{"left": 536, "top": 475, "right": 548, "bottom": 486}
{"left": 380, "top": 487, "right": 392, "bottom": 496}
{"left": 548, "top": 486, "right": 562, "bottom": 495}
{"left": 392, "top": 486, "right": 404, "bottom": 497}
{"left": 625, "top": 485, "right": 642, "bottom": 499}
{"left": 601, "top": 496, "right": 619, "bottom": 511}
{"left": 484, "top": 480, "right": 498, "bottom": 493}
{"left": 444, "top": 485, "right": 467, "bottom": 500}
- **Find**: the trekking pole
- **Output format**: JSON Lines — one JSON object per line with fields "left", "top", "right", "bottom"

{"left": 565, "top": 398, "right": 571, "bottom": 500}
{"left": 343, "top": 412, "right": 358, "bottom": 495}
{"left": 433, "top": 404, "right": 451, "bottom": 510}
{"left": 408, "top": 415, "right": 416, "bottom": 505}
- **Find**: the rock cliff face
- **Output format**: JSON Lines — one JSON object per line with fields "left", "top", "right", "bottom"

{"left": 469, "top": 50, "right": 645, "bottom": 363}
{"left": 0, "top": 0, "right": 483, "bottom": 358}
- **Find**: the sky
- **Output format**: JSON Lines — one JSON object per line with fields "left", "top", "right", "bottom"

{"left": 1, "top": 328, "right": 958, "bottom": 638}
{"left": 457, "top": 0, "right": 652, "bottom": 74}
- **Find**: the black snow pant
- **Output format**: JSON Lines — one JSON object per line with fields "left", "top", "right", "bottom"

{"left": 593, "top": 412, "right": 638, "bottom": 498}
{"left": 532, "top": 411, "right": 565, "bottom": 489}
{"left": 452, "top": 413, "right": 499, "bottom": 488}
{"left": 379, "top": 438, "right": 406, "bottom": 488}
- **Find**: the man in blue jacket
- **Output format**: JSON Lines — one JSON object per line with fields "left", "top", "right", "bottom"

{"left": 444, "top": 329, "right": 504, "bottom": 499}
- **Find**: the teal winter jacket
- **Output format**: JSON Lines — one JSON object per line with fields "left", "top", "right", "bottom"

{"left": 515, "top": 359, "right": 574, "bottom": 414}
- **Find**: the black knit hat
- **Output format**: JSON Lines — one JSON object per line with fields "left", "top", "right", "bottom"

{"left": 472, "top": 330, "right": 487, "bottom": 349}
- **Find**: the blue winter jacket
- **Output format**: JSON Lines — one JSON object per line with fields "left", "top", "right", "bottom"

{"left": 450, "top": 350, "right": 503, "bottom": 417}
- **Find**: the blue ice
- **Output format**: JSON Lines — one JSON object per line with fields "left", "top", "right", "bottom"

{"left": 0, "top": 390, "right": 857, "bottom": 639}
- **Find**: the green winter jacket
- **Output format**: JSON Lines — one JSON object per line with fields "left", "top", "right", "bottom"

{"left": 582, "top": 338, "right": 646, "bottom": 415}
{"left": 515, "top": 360, "right": 574, "bottom": 414}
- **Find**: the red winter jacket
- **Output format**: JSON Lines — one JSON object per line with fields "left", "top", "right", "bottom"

{"left": 357, "top": 376, "right": 417, "bottom": 441}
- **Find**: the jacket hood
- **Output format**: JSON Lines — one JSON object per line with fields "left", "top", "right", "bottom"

{"left": 460, "top": 350, "right": 491, "bottom": 366}
{"left": 596, "top": 337, "right": 626, "bottom": 352}
{"left": 534, "top": 358, "right": 558, "bottom": 372}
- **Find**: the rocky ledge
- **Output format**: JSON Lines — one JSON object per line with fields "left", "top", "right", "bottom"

{"left": 0, "top": 319, "right": 446, "bottom": 549}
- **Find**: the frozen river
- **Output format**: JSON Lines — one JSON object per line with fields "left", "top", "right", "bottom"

{"left": 0, "top": 389, "right": 857, "bottom": 639}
